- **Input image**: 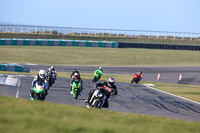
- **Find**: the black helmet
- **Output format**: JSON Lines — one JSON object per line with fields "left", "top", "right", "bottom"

{"left": 107, "top": 77, "right": 115, "bottom": 87}
{"left": 73, "top": 69, "right": 77, "bottom": 72}
{"left": 139, "top": 70, "right": 142, "bottom": 74}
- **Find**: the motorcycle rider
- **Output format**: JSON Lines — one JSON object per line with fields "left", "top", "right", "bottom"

{"left": 71, "top": 69, "right": 80, "bottom": 79}
{"left": 30, "top": 70, "right": 48, "bottom": 99}
{"left": 70, "top": 72, "right": 83, "bottom": 95}
{"left": 131, "top": 70, "right": 143, "bottom": 84}
{"left": 49, "top": 65, "right": 57, "bottom": 82}
{"left": 46, "top": 68, "right": 54, "bottom": 88}
{"left": 92, "top": 66, "right": 103, "bottom": 83}
{"left": 84, "top": 77, "right": 118, "bottom": 108}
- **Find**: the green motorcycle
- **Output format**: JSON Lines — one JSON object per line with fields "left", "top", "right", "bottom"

{"left": 92, "top": 69, "right": 103, "bottom": 83}
{"left": 71, "top": 80, "right": 82, "bottom": 99}
{"left": 31, "top": 81, "right": 46, "bottom": 101}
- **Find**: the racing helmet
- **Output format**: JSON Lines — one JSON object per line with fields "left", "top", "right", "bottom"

{"left": 99, "top": 66, "right": 103, "bottom": 72}
{"left": 74, "top": 73, "right": 79, "bottom": 79}
{"left": 39, "top": 70, "right": 45, "bottom": 79}
{"left": 139, "top": 70, "right": 142, "bottom": 74}
{"left": 50, "top": 66, "right": 55, "bottom": 71}
{"left": 107, "top": 77, "right": 115, "bottom": 87}
{"left": 73, "top": 69, "right": 77, "bottom": 72}
{"left": 48, "top": 68, "right": 51, "bottom": 72}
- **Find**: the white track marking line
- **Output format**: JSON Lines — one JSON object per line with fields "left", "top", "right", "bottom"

{"left": 146, "top": 86, "right": 200, "bottom": 105}
{"left": 15, "top": 76, "right": 20, "bottom": 98}
{"left": 4, "top": 75, "right": 18, "bottom": 86}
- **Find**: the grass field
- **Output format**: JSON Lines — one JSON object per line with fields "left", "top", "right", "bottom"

{"left": 0, "top": 96, "right": 200, "bottom": 133}
{"left": 0, "top": 46, "right": 200, "bottom": 66}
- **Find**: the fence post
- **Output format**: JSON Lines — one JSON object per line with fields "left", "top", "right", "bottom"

{"left": 132, "top": 30, "right": 134, "bottom": 38}
{"left": 102, "top": 30, "right": 104, "bottom": 37}
{"left": 95, "top": 29, "right": 97, "bottom": 36}
{"left": 191, "top": 33, "right": 193, "bottom": 40}
{"left": 140, "top": 30, "right": 142, "bottom": 38}
{"left": 80, "top": 28, "right": 82, "bottom": 36}
{"left": 35, "top": 26, "right": 37, "bottom": 34}
{"left": 125, "top": 30, "right": 127, "bottom": 37}
{"left": 20, "top": 26, "right": 23, "bottom": 33}
{"left": 6, "top": 25, "right": 8, "bottom": 33}
{"left": 0, "top": 25, "right": 1, "bottom": 32}
{"left": 148, "top": 31, "right": 151, "bottom": 38}
{"left": 88, "top": 29, "right": 90, "bottom": 36}
{"left": 165, "top": 32, "right": 167, "bottom": 39}
{"left": 73, "top": 28, "right": 75, "bottom": 35}
{"left": 182, "top": 32, "right": 184, "bottom": 40}
{"left": 109, "top": 30, "right": 112, "bottom": 37}
{"left": 51, "top": 27, "right": 53, "bottom": 35}
{"left": 157, "top": 31, "right": 159, "bottom": 39}
{"left": 13, "top": 25, "right": 15, "bottom": 33}
{"left": 28, "top": 26, "right": 30, "bottom": 33}
{"left": 65, "top": 27, "right": 67, "bottom": 35}
{"left": 58, "top": 27, "right": 60, "bottom": 35}
{"left": 43, "top": 26, "right": 45, "bottom": 34}
{"left": 174, "top": 32, "right": 176, "bottom": 40}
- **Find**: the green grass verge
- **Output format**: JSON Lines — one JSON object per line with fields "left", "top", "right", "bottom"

{"left": 0, "top": 46, "right": 200, "bottom": 66}
{"left": 0, "top": 96, "right": 200, "bottom": 133}
{"left": 1, "top": 71, "right": 200, "bottom": 103}
{"left": 1, "top": 33, "right": 200, "bottom": 45}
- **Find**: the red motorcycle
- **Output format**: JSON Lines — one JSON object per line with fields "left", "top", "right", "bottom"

{"left": 131, "top": 73, "right": 143, "bottom": 84}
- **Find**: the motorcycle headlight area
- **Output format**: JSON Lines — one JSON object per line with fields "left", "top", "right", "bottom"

{"left": 98, "top": 93, "right": 103, "bottom": 97}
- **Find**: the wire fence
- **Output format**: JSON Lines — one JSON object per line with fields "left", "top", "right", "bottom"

{"left": 0, "top": 24, "right": 200, "bottom": 41}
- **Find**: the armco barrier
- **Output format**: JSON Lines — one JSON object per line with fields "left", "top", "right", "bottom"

{"left": 0, "top": 64, "right": 30, "bottom": 73}
{"left": 118, "top": 42, "right": 200, "bottom": 51}
{"left": 0, "top": 38, "right": 118, "bottom": 48}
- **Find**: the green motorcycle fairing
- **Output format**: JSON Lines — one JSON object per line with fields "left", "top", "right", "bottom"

{"left": 72, "top": 81, "right": 82, "bottom": 98}
{"left": 93, "top": 69, "right": 103, "bottom": 79}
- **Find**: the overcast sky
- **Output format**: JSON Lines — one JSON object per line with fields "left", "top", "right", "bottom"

{"left": 0, "top": 0, "right": 199, "bottom": 33}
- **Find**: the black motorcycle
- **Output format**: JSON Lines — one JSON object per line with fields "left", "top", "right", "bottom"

{"left": 45, "top": 72, "right": 54, "bottom": 90}
{"left": 87, "top": 86, "right": 113, "bottom": 109}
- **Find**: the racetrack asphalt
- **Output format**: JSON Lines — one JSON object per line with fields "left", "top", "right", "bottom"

{"left": 0, "top": 75, "right": 200, "bottom": 122}
{"left": 27, "top": 64, "right": 200, "bottom": 85}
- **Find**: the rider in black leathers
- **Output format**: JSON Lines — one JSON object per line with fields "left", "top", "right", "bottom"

{"left": 70, "top": 69, "right": 80, "bottom": 78}
{"left": 84, "top": 77, "right": 118, "bottom": 108}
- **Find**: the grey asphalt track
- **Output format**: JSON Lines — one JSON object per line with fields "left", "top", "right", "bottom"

{"left": 28, "top": 64, "right": 200, "bottom": 85}
{"left": 0, "top": 75, "right": 200, "bottom": 122}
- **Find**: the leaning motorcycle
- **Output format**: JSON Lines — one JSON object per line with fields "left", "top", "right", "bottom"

{"left": 131, "top": 76, "right": 143, "bottom": 84}
{"left": 92, "top": 72, "right": 102, "bottom": 83}
{"left": 45, "top": 72, "right": 54, "bottom": 90}
{"left": 71, "top": 80, "right": 82, "bottom": 99}
{"left": 87, "top": 86, "right": 113, "bottom": 109}
{"left": 31, "top": 81, "right": 46, "bottom": 101}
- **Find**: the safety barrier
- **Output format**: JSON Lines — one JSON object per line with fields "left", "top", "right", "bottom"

{"left": 0, "top": 38, "right": 118, "bottom": 48}
{"left": 0, "top": 64, "right": 30, "bottom": 73}
{"left": 118, "top": 42, "right": 200, "bottom": 51}
{"left": 1, "top": 38, "right": 200, "bottom": 51}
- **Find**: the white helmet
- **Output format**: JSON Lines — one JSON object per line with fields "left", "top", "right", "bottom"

{"left": 39, "top": 70, "right": 45, "bottom": 79}
{"left": 107, "top": 77, "right": 115, "bottom": 87}
{"left": 99, "top": 66, "right": 103, "bottom": 72}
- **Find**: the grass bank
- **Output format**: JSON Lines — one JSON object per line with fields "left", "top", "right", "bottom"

{"left": 1, "top": 71, "right": 200, "bottom": 103}
{"left": 0, "top": 96, "right": 200, "bottom": 133}
{"left": 0, "top": 46, "right": 200, "bottom": 66}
